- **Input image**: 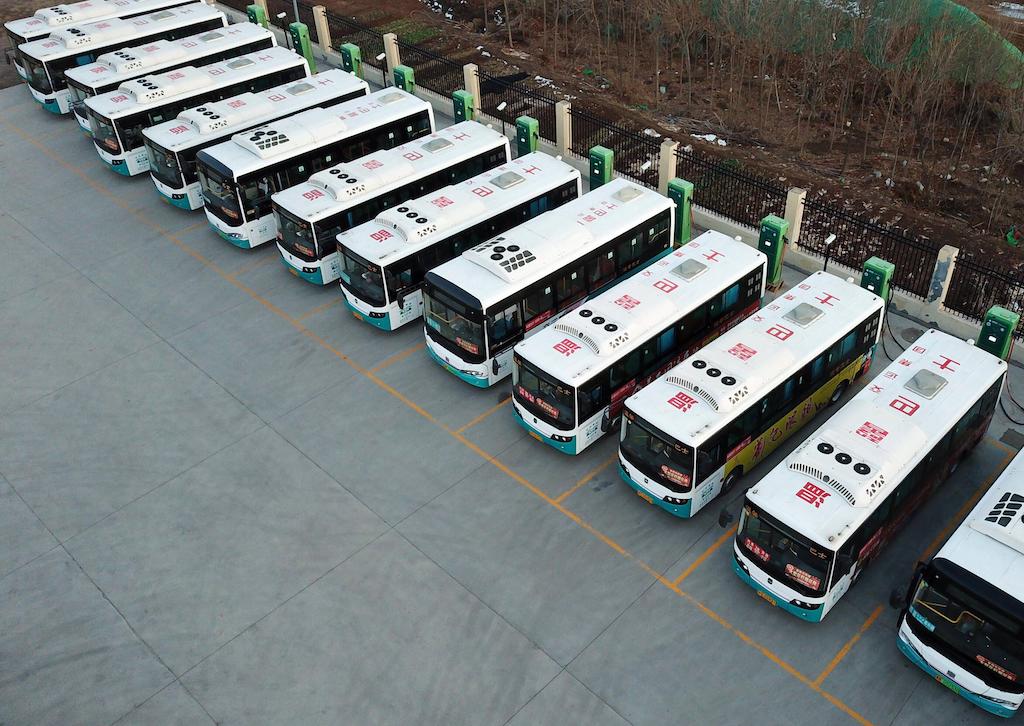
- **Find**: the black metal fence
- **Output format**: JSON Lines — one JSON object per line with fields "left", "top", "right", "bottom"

{"left": 799, "top": 199, "right": 940, "bottom": 300}
{"left": 227, "top": 0, "right": 1019, "bottom": 327}
{"left": 944, "top": 253, "right": 1024, "bottom": 329}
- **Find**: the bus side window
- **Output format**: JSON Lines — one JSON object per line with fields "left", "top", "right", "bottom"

{"left": 577, "top": 378, "right": 603, "bottom": 422}
{"left": 810, "top": 353, "right": 826, "bottom": 383}
{"left": 657, "top": 327, "right": 676, "bottom": 357}
{"left": 524, "top": 285, "right": 554, "bottom": 324}
{"left": 586, "top": 251, "right": 615, "bottom": 289}
{"left": 489, "top": 303, "right": 521, "bottom": 348}
{"left": 696, "top": 436, "right": 723, "bottom": 482}
{"left": 721, "top": 283, "right": 740, "bottom": 313}
{"left": 556, "top": 267, "right": 585, "bottom": 307}
{"left": 839, "top": 330, "right": 857, "bottom": 359}
{"left": 74, "top": 53, "right": 93, "bottom": 66}
{"left": 617, "top": 233, "right": 642, "bottom": 269}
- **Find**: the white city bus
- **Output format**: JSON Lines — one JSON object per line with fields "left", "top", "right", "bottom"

{"left": 5, "top": 0, "right": 194, "bottom": 80}
{"left": 422, "top": 178, "right": 673, "bottom": 388}
{"left": 275, "top": 121, "right": 510, "bottom": 286}
{"left": 619, "top": 271, "right": 884, "bottom": 519}
{"left": 337, "top": 152, "right": 580, "bottom": 329}
{"left": 196, "top": 88, "right": 434, "bottom": 248}
{"left": 143, "top": 69, "right": 368, "bottom": 210}
{"left": 512, "top": 231, "right": 767, "bottom": 455}
{"left": 17, "top": 2, "right": 223, "bottom": 114}
{"left": 85, "top": 46, "right": 307, "bottom": 176}
{"left": 733, "top": 329, "right": 1004, "bottom": 623}
{"left": 65, "top": 22, "right": 275, "bottom": 132}
{"left": 895, "top": 446, "right": 1024, "bottom": 716}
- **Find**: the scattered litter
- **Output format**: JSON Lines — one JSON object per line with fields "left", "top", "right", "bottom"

{"left": 643, "top": 128, "right": 661, "bottom": 138}
{"left": 885, "top": 178, "right": 894, "bottom": 188}
{"left": 691, "top": 133, "right": 727, "bottom": 147}
{"left": 534, "top": 75, "right": 554, "bottom": 88}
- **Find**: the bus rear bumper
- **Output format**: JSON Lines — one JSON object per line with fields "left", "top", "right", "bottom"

{"left": 731, "top": 551, "right": 825, "bottom": 622}
{"left": 425, "top": 344, "right": 489, "bottom": 387}
{"left": 618, "top": 464, "right": 692, "bottom": 517}
{"left": 896, "top": 623, "right": 1019, "bottom": 718}
{"left": 512, "top": 407, "right": 577, "bottom": 454}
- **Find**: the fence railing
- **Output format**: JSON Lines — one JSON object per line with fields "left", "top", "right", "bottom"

{"left": 798, "top": 199, "right": 939, "bottom": 300}
{"left": 230, "top": 0, "right": 1017, "bottom": 328}
{"left": 944, "top": 252, "right": 1024, "bottom": 328}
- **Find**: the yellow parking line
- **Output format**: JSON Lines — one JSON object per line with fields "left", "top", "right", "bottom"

{"left": 553, "top": 452, "right": 618, "bottom": 504}
{"left": 4, "top": 117, "right": 875, "bottom": 726}
{"left": 368, "top": 342, "right": 425, "bottom": 374}
{"left": 297, "top": 296, "right": 343, "bottom": 321}
{"left": 673, "top": 524, "right": 737, "bottom": 586}
{"left": 814, "top": 605, "right": 884, "bottom": 687}
{"left": 228, "top": 252, "right": 276, "bottom": 279}
{"left": 454, "top": 397, "right": 510, "bottom": 434}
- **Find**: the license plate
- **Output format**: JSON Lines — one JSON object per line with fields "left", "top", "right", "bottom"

{"left": 288, "top": 267, "right": 298, "bottom": 276}
{"left": 936, "top": 675, "right": 961, "bottom": 695}
{"left": 351, "top": 312, "right": 362, "bottom": 321}
{"left": 636, "top": 489, "right": 653, "bottom": 505}
{"left": 758, "top": 590, "right": 777, "bottom": 607}
{"left": 529, "top": 430, "right": 542, "bottom": 442}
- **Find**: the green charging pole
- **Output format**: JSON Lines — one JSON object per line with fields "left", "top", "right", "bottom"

{"left": 589, "top": 146, "right": 613, "bottom": 189}
{"left": 516, "top": 116, "right": 538, "bottom": 157}
{"left": 339, "top": 42, "right": 362, "bottom": 79}
{"left": 246, "top": 3, "right": 268, "bottom": 28}
{"left": 453, "top": 90, "right": 474, "bottom": 122}
{"left": 860, "top": 256, "right": 894, "bottom": 303}
{"left": 666, "top": 178, "right": 693, "bottom": 246}
{"left": 757, "top": 214, "right": 789, "bottom": 290}
{"left": 288, "top": 22, "right": 316, "bottom": 73}
{"left": 978, "top": 306, "right": 1020, "bottom": 360}
{"left": 393, "top": 65, "right": 415, "bottom": 94}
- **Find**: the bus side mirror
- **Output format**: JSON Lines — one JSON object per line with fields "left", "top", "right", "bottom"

{"left": 492, "top": 358, "right": 500, "bottom": 376}
{"left": 600, "top": 411, "right": 611, "bottom": 433}
{"left": 396, "top": 294, "right": 405, "bottom": 309}
{"left": 718, "top": 509, "right": 734, "bottom": 528}
{"left": 889, "top": 587, "right": 906, "bottom": 610}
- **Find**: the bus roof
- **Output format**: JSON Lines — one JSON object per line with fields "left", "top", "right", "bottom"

{"left": 5, "top": 0, "right": 188, "bottom": 39}
{"left": 197, "top": 87, "right": 432, "bottom": 178}
{"left": 513, "top": 232, "right": 767, "bottom": 386}
{"left": 84, "top": 46, "right": 303, "bottom": 118}
{"left": 936, "top": 446, "right": 1024, "bottom": 604}
{"left": 745, "top": 329, "right": 1006, "bottom": 551}
{"left": 626, "top": 271, "right": 884, "bottom": 446}
{"left": 65, "top": 23, "right": 272, "bottom": 91}
{"left": 272, "top": 121, "right": 508, "bottom": 225}
{"left": 19, "top": 3, "right": 220, "bottom": 61}
{"left": 425, "top": 177, "right": 672, "bottom": 311}
{"left": 337, "top": 152, "right": 578, "bottom": 267}
{"left": 141, "top": 69, "right": 367, "bottom": 152}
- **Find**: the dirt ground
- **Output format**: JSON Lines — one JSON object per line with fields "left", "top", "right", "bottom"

{"left": 0, "top": 1, "right": 38, "bottom": 90}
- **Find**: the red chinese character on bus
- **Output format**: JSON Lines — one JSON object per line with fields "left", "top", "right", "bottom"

{"left": 521, "top": 165, "right": 541, "bottom": 175}
{"left": 766, "top": 324, "right": 793, "bottom": 341}
{"left": 111, "top": 94, "right": 128, "bottom": 103}
{"left": 208, "top": 67, "right": 224, "bottom": 76}
{"left": 167, "top": 71, "right": 184, "bottom": 80}
{"left": 889, "top": 396, "right": 920, "bottom": 416}
{"left": 855, "top": 421, "right": 888, "bottom": 444}
{"left": 181, "top": 40, "right": 196, "bottom": 48}
{"left": 783, "top": 293, "right": 795, "bottom": 301}
{"left": 868, "top": 384, "right": 882, "bottom": 393}
{"left": 268, "top": 93, "right": 286, "bottom": 102}
{"left": 431, "top": 196, "right": 454, "bottom": 208}
{"left": 370, "top": 229, "right": 392, "bottom": 242}
{"left": 553, "top": 339, "right": 581, "bottom": 356}
{"left": 302, "top": 189, "right": 324, "bottom": 201}
{"left": 728, "top": 343, "right": 757, "bottom": 361}
{"left": 613, "top": 294, "right": 641, "bottom": 310}
{"left": 402, "top": 151, "right": 423, "bottom": 161}
{"left": 882, "top": 371, "right": 898, "bottom": 379}
{"left": 703, "top": 249, "right": 723, "bottom": 262}
{"left": 451, "top": 131, "right": 470, "bottom": 141}
{"left": 897, "top": 358, "right": 912, "bottom": 366}
{"left": 143, "top": 45, "right": 160, "bottom": 52}
{"left": 227, "top": 99, "right": 246, "bottom": 109}
{"left": 168, "top": 125, "right": 189, "bottom": 135}
{"left": 653, "top": 279, "right": 678, "bottom": 293}
{"left": 816, "top": 292, "right": 839, "bottom": 307}
{"left": 90, "top": 66, "right": 107, "bottom": 74}
{"left": 796, "top": 482, "right": 830, "bottom": 508}
{"left": 582, "top": 214, "right": 597, "bottom": 224}
{"left": 798, "top": 283, "right": 811, "bottom": 290}
{"left": 932, "top": 355, "right": 959, "bottom": 372}
{"left": 362, "top": 159, "right": 383, "bottom": 170}
{"left": 912, "top": 345, "right": 926, "bottom": 354}
{"left": 471, "top": 187, "right": 492, "bottom": 198}
{"left": 667, "top": 391, "right": 697, "bottom": 412}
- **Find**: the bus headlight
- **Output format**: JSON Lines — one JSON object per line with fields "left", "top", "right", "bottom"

{"left": 664, "top": 496, "right": 687, "bottom": 505}
{"left": 550, "top": 434, "right": 572, "bottom": 443}
{"left": 302, "top": 267, "right": 317, "bottom": 274}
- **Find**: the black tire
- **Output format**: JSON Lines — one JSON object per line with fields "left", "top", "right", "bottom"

{"left": 721, "top": 468, "right": 742, "bottom": 496}
{"left": 830, "top": 380, "right": 850, "bottom": 405}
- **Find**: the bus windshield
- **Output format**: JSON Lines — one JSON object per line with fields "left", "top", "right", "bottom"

{"left": 88, "top": 110, "right": 121, "bottom": 154}
{"left": 24, "top": 55, "right": 51, "bottom": 94}
{"left": 619, "top": 414, "right": 695, "bottom": 492}
{"left": 198, "top": 163, "right": 242, "bottom": 223}
{"left": 146, "top": 139, "right": 182, "bottom": 189}
{"left": 910, "top": 569, "right": 1024, "bottom": 691}
{"left": 277, "top": 208, "right": 316, "bottom": 261}
{"left": 423, "top": 287, "right": 484, "bottom": 362}
{"left": 339, "top": 247, "right": 386, "bottom": 307}
{"left": 738, "top": 503, "right": 831, "bottom": 597}
{"left": 514, "top": 356, "right": 574, "bottom": 430}
{"left": 67, "top": 79, "right": 91, "bottom": 110}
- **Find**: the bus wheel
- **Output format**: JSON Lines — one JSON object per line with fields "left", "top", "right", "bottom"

{"left": 722, "top": 468, "right": 742, "bottom": 496}
{"left": 829, "top": 381, "right": 850, "bottom": 406}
